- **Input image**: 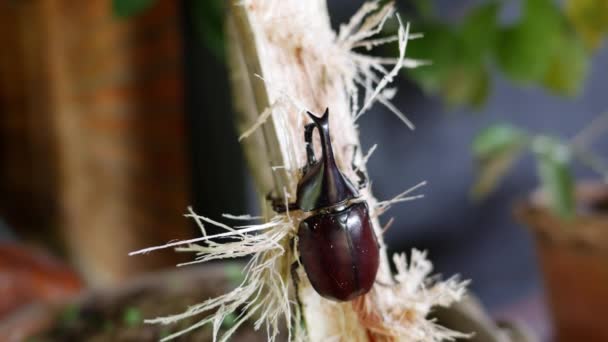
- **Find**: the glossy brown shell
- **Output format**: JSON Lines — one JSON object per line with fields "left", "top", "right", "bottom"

{"left": 298, "top": 202, "right": 379, "bottom": 301}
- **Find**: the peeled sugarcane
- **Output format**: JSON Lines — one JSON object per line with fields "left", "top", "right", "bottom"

{"left": 132, "top": 1, "right": 468, "bottom": 341}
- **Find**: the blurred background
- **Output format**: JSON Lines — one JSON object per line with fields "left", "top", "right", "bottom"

{"left": 1, "top": 0, "right": 607, "bottom": 341}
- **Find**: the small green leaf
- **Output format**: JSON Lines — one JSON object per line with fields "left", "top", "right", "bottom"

{"left": 160, "top": 328, "right": 172, "bottom": 339}
{"left": 412, "top": 3, "right": 499, "bottom": 107}
{"left": 532, "top": 136, "right": 575, "bottom": 218}
{"left": 104, "top": 320, "right": 115, "bottom": 333}
{"left": 565, "top": 0, "right": 608, "bottom": 50}
{"left": 460, "top": 1, "right": 500, "bottom": 65}
{"left": 441, "top": 66, "right": 490, "bottom": 108}
{"left": 123, "top": 307, "right": 142, "bottom": 327}
{"left": 524, "top": 0, "right": 563, "bottom": 28}
{"left": 112, "top": 0, "right": 157, "bottom": 18}
{"left": 60, "top": 304, "right": 79, "bottom": 325}
{"left": 405, "top": 24, "right": 460, "bottom": 93}
{"left": 542, "top": 33, "right": 589, "bottom": 96}
{"left": 411, "top": 0, "right": 435, "bottom": 19}
{"left": 222, "top": 312, "right": 238, "bottom": 329}
{"left": 472, "top": 124, "right": 528, "bottom": 159}
{"left": 472, "top": 124, "right": 528, "bottom": 198}
{"left": 472, "top": 143, "right": 526, "bottom": 199}
{"left": 496, "top": 0, "right": 563, "bottom": 82}
{"left": 224, "top": 262, "right": 245, "bottom": 287}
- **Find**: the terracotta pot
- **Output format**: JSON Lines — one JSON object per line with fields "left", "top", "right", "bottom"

{"left": 516, "top": 182, "right": 608, "bottom": 342}
{"left": 0, "top": 244, "right": 83, "bottom": 318}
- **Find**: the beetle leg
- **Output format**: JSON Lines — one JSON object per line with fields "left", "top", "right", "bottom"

{"left": 272, "top": 200, "right": 299, "bottom": 213}
{"left": 266, "top": 192, "right": 298, "bottom": 213}
{"left": 351, "top": 145, "right": 368, "bottom": 190}
{"left": 291, "top": 261, "right": 300, "bottom": 285}
{"left": 289, "top": 237, "right": 307, "bottom": 329}
{"left": 289, "top": 237, "right": 300, "bottom": 283}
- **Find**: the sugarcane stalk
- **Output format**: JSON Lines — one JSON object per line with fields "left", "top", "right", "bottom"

{"left": 226, "top": 1, "right": 465, "bottom": 341}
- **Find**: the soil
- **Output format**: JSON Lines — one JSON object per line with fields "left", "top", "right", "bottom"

{"left": 23, "top": 264, "right": 267, "bottom": 342}
{"left": 518, "top": 182, "right": 608, "bottom": 252}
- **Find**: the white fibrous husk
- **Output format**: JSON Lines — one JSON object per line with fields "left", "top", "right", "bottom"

{"left": 131, "top": 1, "right": 468, "bottom": 341}
{"left": 351, "top": 250, "right": 471, "bottom": 341}
{"left": 130, "top": 208, "right": 301, "bottom": 342}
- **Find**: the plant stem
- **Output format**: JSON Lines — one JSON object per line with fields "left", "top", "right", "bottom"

{"left": 570, "top": 111, "right": 608, "bottom": 179}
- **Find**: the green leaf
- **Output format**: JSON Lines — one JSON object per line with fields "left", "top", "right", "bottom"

{"left": 471, "top": 124, "right": 528, "bottom": 198}
{"left": 104, "top": 320, "right": 115, "bottom": 333}
{"left": 222, "top": 312, "right": 238, "bottom": 329}
{"left": 532, "top": 136, "right": 575, "bottom": 218}
{"left": 407, "top": 4, "right": 499, "bottom": 107}
{"left": 160, "top": 328, "right": 172, "bottom": 339}
{"left": 565, "top": 0, "right": 608, "bottom": 50}
{"left": 524, "top": 0, "right": 563, "bottom": 27}
{"left": 411, "top": 0, "right": 435, "bottom": 19}
{"left": 224, "top": 262, "right": 245, "bottom": 287}
{"left": 406, "top": 24, "right": 460, "bottom": 93}
{"left": 496, "top": 0, "right": 563, "bottom": 82}
{"left": 460, "top": 1, "right": 500, "bottom": 65}
{"left": 472, "top": 124, "right": 528, "bottom": 159}
{"left": 112, "top": 0, "right": 157, "bottom": 18}
{"left": 471, "top": 143, "right": 526, "bottom": 199}
{"left": 432, "top": 2, "right": 499, "bottom": 107}
{"left": 441, "top": 66, "right": 490, "bottom": 108}
{"left": 60, "top": 304, "right": 79, "bottom": 325}
{"left": 123, "top": 307, "right": 142, "bottom": 327}
{"left": 542, "top": 32, "right": 589, "bottom": 96}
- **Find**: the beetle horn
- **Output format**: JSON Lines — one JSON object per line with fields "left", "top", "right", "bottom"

{"left": 306, "top": 109, "right": 332, "bottom": 161}
{"left": 306, "top": 108, "right": 329, "bottom": 126}
{"left": 321, "top": 107, "right": 329, "bottom": 119}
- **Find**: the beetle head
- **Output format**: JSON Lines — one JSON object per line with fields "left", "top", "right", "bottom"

{"left": 296, "top": 108, "right": 359, "bottom": 211}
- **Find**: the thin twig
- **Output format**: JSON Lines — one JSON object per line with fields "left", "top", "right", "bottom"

{"left": 570, "top": 111, "right": 608, "bottom": 148}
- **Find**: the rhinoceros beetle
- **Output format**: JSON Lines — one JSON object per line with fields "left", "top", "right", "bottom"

{"left": 272, "top": 108, "right": 379, "bottom": 302}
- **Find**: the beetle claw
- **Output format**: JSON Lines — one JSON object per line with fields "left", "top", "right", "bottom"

{"left": 266, "top": 192, "right": 299, "bottom": 213}
{"left": 290, "top": 261, "right": 300, "bottom": 283}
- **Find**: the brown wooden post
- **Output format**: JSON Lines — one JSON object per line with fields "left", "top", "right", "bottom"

{"left": 0, "top": 2, "right": 60, "bottom": 243}
{"left": 0, "top": 0, "right": 194, "bottom": 286}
